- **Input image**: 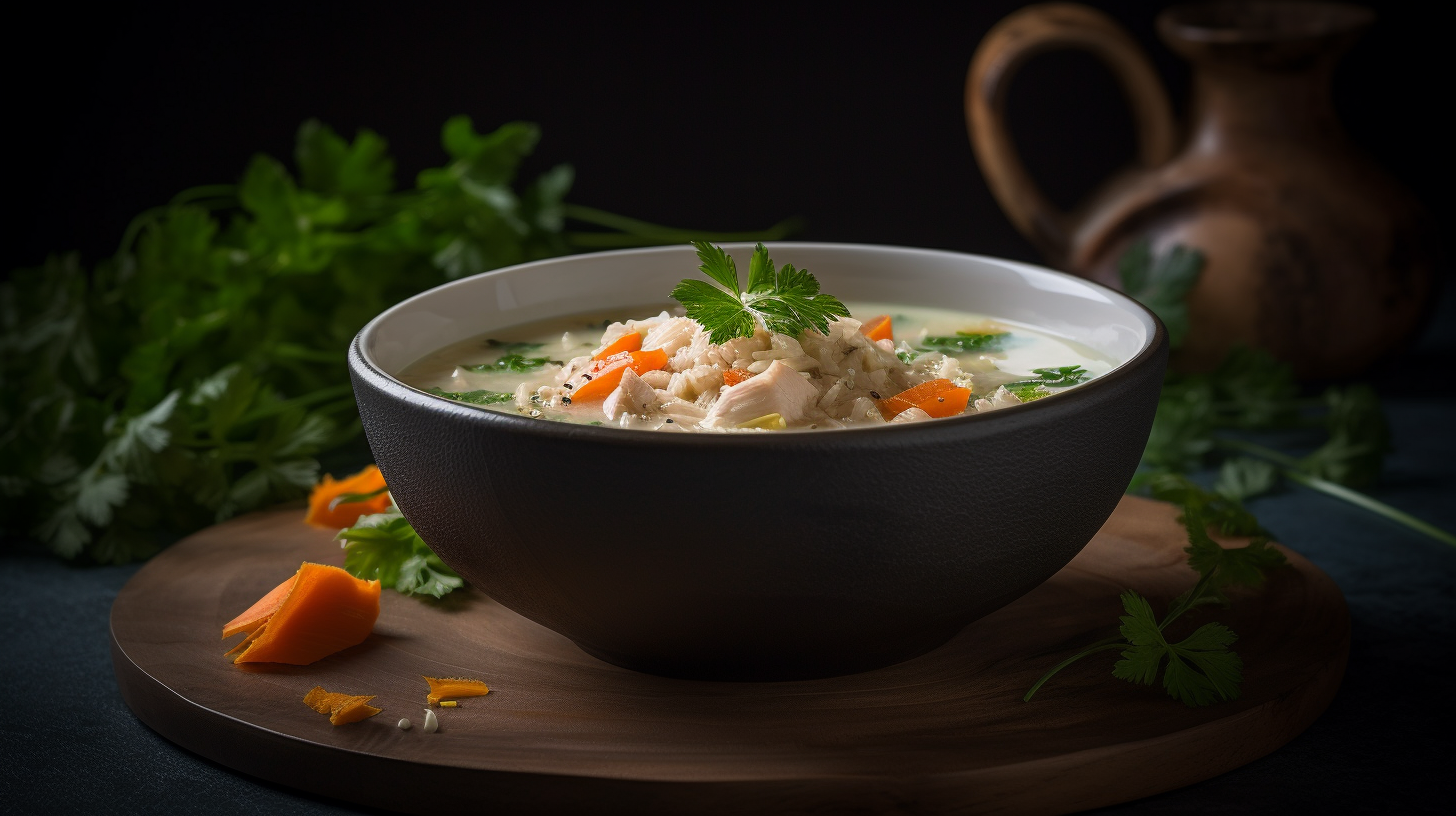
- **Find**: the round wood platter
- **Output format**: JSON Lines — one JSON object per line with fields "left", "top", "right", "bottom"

{"left": 110, "top": 495, "right": 1348, "bottom": 815}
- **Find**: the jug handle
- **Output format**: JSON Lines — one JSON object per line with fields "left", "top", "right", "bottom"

{"left": 966, "top": 3, "right": 1176, "bottom": 263}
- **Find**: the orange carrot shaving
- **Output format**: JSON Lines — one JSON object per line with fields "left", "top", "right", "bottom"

{"left": 223, "top": 562, "right": 380, "bottom": 665}
{"left": 593, "top": 331, "right": 642, "bottom": 360}
{"left": 860, "top": 314, "right": 893, "bottom": 343}
{"left": 304, "top": 465, "right": 391, "bottom": 529}
{"left": 723, "top": 368, "right": 753, "bottom": 387}
{"left": 569, "top": 349, "right": 669, "bottom": 402}
{"left": 303, "top": 686, "right": 382, "bottom": 725}
{"left": 329, "top": 697, "right": 382, "bottom": 725}
{"left": 423, "top": 676, "right": 490, "bottom": 706}
{"left": 221, "top": 575, "right": 296, "bottom": 639}
{"left": 876, "top": 379, "right": 957, "bottom": 420}
{"left": 915, "top": 386, "right": 972, "bottom": 418}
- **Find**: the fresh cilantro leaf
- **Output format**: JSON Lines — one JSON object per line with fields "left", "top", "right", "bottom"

{"left": 896, "top": 350, "right": 918, "bottom": 365}
{"left": 1141, "top": 387, "right": 1217, "bottom": 472}
{"left": 425, "top": 387, "right": 514, "bottom": 406}
{"left": 670, "top": 242, "right": 849, "bottom": 344}
{"left": 1110, "top": 590, "right": 1243, "bottom": 707}
{"left": 294, "top": 119, "right": 395, "bottom": 197}
{"left": 916, "top": 331, "right": 1008, "bottom": 355}
{"left": 463, "top": 353, "right": 557, "bottom": 373}
{"left": 1004, "top": 366, "right": 1089, "bottom": 401}
{"left": 337, "top": 511, "right": 464, "bottom": 598}
{"left": 1213, "top": 457, "right": 1279, "bottom": 502}
{"left": 1302, "top": 384, "right": 1389, "bottom": 488}
{"left": 1118, "top": 239, "right": 1204, "bottom": 349}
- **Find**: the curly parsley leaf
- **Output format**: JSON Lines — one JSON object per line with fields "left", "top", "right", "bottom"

{"left": 1119, "top": 239, "right": 1204, "bottom": 348}
{"left": 337, "top": 510, "right": 464, "bottom": 598}
{"left": 424, "top": 387, "right": 514, "bottom": 406}
{"left": 670, "top": 242, "right": 849, "bottom": 344}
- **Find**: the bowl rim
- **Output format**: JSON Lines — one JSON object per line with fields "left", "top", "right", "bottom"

{"left": 351, "top": 241, "right": 1167, "bottom": 446}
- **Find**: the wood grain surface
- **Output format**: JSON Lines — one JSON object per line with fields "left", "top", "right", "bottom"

{"left": 110, "top": 495, "right": 1348, "bottom": 815}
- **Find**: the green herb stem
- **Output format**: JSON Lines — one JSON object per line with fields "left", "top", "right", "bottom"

{"left": 1284, "top": 470, "right": 1456, "bottom": 549}
{"left": 1219, "top": 438, "right": 1456, "bottom": 548}
{"left": 1023, "top": 639, "right": 1127, "bottom": 702}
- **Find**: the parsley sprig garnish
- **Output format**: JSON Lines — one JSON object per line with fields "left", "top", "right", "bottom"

{"left": 670, "top": 242, "right": 849, "bottom": 344}
{"left": 1025, "top": 477, "right": 1286, "bottom": 706}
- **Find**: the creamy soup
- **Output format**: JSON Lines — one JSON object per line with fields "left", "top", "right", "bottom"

{"left": 398, "top": 302, "right": 1115, "bottom": 432}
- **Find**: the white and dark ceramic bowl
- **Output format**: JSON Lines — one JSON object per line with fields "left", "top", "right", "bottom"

{"left": 348, "top": 243, "right": 1167, "bottom": 680}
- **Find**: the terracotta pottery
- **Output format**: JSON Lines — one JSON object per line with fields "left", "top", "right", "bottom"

{"left": 967, "top": 1, "right": 1437, "bottom": 377}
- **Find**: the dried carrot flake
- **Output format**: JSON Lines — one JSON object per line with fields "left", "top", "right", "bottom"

{"left": 303, "top": 685, "right": 382, "bottom": 726}
{"left": 423, "top": 676, "right": 489, "bottom": 706}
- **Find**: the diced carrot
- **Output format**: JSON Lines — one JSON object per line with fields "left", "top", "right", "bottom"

{"left": 227, "top": 563, "right": 381, "bottom": 665}
{"left": 861, "top": 314, "right": 893, "bottom": 343}
{"left": 915, "top": 387, "right": 972, "bottom": 418}
{"left": 876, "top": 379, "right": 957, "bottom": 420}
{"left": 221, "top": 574, "right": 297, "bottom": 639}
{"left": 570, "top": 349, "right": 669, "bottom": 402}
{"left": 593, "top": 331, "right": 642, "bottom": 360}
{"left": 723, "top": 368, "right": 753, "bottom": 387}
{"left": 304, "top": 465, "right": 391, "bottom": 529}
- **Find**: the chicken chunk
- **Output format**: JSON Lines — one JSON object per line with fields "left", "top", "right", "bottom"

{"left": 603, "top": 368, "right": 657, "bottom": 420}
{"left": 703, "top": 359, "right": 819, "bottom": 428}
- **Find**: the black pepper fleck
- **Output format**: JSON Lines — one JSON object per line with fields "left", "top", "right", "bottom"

{"left": 583, "top": 374, "right": 593, "bottom": 381}
{"left": 937, "top": 397, "right": 945, "bottom": 402}
{"left": 665, "top": 419, "right": 674, "bottom": 423}
{"left": 561, "top": 397, "right": 572, "bottom": 405}
{"left": 563, "top": 383, "right": 573, "bottom": 390}
{"left": 870, "top": 391, "right": 882, "bottom": 399}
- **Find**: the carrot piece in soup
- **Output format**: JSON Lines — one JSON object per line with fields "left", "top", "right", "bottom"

{"left": 225, "top": 562, "right": 381, "bottom": 665}
{"left": 593, "top": 331, "right": 642, "bottom": 360}
{"left": 860, "top": 314, "right": 893, "bottom": 343}
{"left": 723, "top": 368, "right": 753, "bottom": 387}
{"left": 876, "top": 379, "right": 957, "bottom": 420}
{"left": 423, "top": 676, "right": 491, "bottom": 706}
{"left": 304, "top": 465, "right": 391, "bottom": 529}
{"left": 570, "top": 349, "right": 669, "bottom": 402}
{"left": 915, "top": 387, "right": 972, "bottom": 418}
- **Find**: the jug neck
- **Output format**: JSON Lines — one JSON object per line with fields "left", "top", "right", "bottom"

{"left": 1187, "top": 62, "right": 1343, "bottom": 151}
{"left": 1158, "top": 2, "right": 1372, "bottom": 152}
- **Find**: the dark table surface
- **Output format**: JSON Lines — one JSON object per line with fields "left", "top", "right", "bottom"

{"left": 4, "top": 291, "right": 1453, "bottom": 816}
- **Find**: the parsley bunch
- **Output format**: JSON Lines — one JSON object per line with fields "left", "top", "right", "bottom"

{"left": 671, "top": 242, "right": 849, "bottom": 343}
{"left": 0, "top": 118, "right": 791, "bottom": 563}
{"left": 1028, "top": 241, "right": 1453, "bottom": 708}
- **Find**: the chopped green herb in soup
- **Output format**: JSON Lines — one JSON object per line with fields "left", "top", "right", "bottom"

{"left": 397, "top": 243, "right": 1116, "bottom": 432}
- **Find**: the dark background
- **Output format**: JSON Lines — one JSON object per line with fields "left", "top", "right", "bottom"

{"left": 6, "top": 0, "right": 1449, "bottom": 279}
{"left": 3, "top": 3, "right": 1453, "bottom": 814}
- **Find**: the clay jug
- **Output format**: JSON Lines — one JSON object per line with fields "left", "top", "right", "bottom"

{"left": 966, "top": 1, "right": 1436, "bottom": 378}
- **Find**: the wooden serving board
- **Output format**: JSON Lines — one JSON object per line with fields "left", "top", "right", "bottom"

{"left": 110, "top": 496, "right": 1348, "bottom": 815}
